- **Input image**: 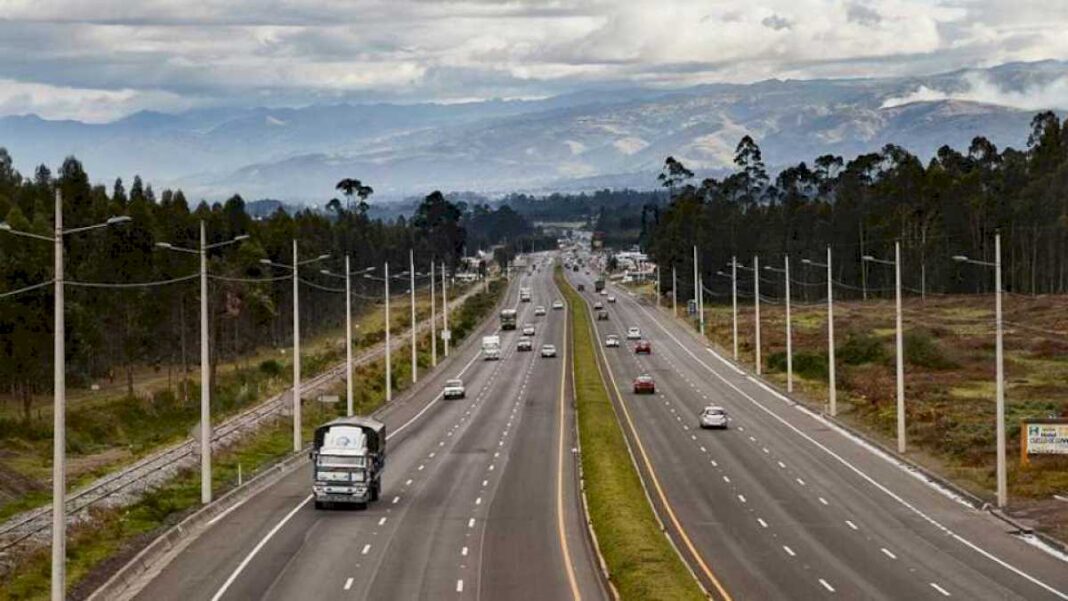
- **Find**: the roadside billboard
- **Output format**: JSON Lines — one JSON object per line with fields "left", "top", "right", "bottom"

{"left": 1021, "top": 420, "right": 1068, "bottom": 461}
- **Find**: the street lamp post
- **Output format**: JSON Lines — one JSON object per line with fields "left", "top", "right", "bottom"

{"left": 156, "top": 222, "right": 248, "bottom": 504}
{"left": 430, "top": 261, "right": 437, "bottom": 367}
{"left": 260, "top": 246, "right": 329, "bottom": 451}
{"left": 1, "top": 190, "right": 130, "bottom": 601}
{"left": 803, "top": 246, "right": 836, "bottom": 416}
{"left": 735, "top": 257, "right": 762, "bottom": 374}
{"left": 863, "top": 241, "right": 905, "bottom": 454}
{"left": 672, "top": 265, "right": 677, "bottom": 316}
{"left": 321, "top": 262, "right": 376, "bottom": 417}
{"left": 442, "top": 262, "right": 449, "bottom": 357}
{"left": 385, "top": 262, "right": 392, "bottom": 401}
{"left": 656, "top": 265, "right": 661, "bottom": 308}
{"left": 953, "top": 233, "right": 1006, "bottom": 507}
{"left": 765, "top": 256, "right": 793, "bottom": 392}
{"left": 410, "top": 250, "right": 417, "bottom": 384}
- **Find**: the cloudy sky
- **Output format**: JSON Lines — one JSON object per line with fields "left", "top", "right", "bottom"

{"left": 0, "top": 0, "right": 1066, "bottom": 122}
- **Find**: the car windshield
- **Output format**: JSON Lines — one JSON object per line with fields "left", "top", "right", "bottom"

{"left": 704, "top": 408, "right": 724, "bottom": 415}
{"left": 447, "top": 379, "right": 463, "bottom": 387}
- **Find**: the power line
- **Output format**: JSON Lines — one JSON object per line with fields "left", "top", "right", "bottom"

{"left": 0, "top": 280, "right": 54, "bottom": 298}
{"left": 67, "top": 273, "right": 200, "bottom": 289}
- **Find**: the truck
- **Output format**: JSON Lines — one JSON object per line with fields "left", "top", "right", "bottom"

{"left": 519, "top": 287, "right": 532, "bottom": 302}
{"left": 500, "top": 308, "right": 518, "bottom": 330}
{"left": 482, "top": 335, "right": 502, "bottom": 360}
{"left": 594, "top": 278, "right": 606, "bottom": 293}
{"left": 311, "top": 417, "right": 386, "bottom": 509}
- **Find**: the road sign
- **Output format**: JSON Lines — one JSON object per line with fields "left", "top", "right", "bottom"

{"left": 1022, "top": 420, "right": 1068, "bottom": 456}
{"left": 318, "top": 394, "right": 339, "bottom": 404}
{"left": 442, "top": 329, "right": 452, "bottom": 341}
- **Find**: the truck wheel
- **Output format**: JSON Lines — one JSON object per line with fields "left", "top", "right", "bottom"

{"left": 314, "top": 500, "right": 324, "bottom": 510}
{"left": 371, "top": 483, "right": 380, "bottom": 502}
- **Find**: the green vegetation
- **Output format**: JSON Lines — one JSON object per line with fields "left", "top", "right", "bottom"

{"left": 557, "top": 268, "right": 704, "bottom": 601}
{"left": 838, "top": 331, "right": 888, "bottom": 366}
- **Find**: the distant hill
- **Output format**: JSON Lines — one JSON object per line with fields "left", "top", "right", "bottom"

{"left": 1, "top": 61, "right": 1065, "bottom": 202}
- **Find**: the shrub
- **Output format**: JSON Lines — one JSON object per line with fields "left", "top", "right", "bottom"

{"left": 904, "top": 329, "right": 958, "bottom": 369}
{"left": 767, "top": 351, "right": 828, "bottom": 380}
{"left": 258, "top": 359, "right": 283, "bottom": 378}
{"left": 838, "top": 331, "right": 887, "bottom": 365}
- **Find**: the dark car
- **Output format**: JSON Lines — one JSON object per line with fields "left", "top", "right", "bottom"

{"left": 634, "top": 340, "right": 651, "bottom": 354}
{"left": 633, "top": 375, "right": 656, "bottom": 394}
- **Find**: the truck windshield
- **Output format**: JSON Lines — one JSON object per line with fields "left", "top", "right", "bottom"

{"left": 320, "top": 425, "right": 368, "bottom": 453}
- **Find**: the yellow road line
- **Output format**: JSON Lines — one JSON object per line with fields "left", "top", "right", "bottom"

{"left": 557, "top": 296, "right": 583, "bottom": 601}
{"left": 585, "top": 291, "right": 733, "bottom": 601}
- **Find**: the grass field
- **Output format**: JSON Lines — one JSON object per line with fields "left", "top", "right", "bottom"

{"left": 0, "top": 278, "right": 507, "bottom": 600}
{"left": 558, "top": 269, "right": 704, "bottom": 601}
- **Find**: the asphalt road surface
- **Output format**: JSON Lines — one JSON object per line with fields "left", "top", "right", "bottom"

{"left": 568, "top": 269, "right": 1068, "bottom": 601}
{"left": 133, "top": 258, "right": 605, "bottom": 601}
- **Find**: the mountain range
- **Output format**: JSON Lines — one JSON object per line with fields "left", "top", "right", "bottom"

{"left": 1, "top": 61, "right": 1066, "bottom": 204}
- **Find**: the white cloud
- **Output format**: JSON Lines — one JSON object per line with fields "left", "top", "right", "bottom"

{"left": 882, "top": 72, "right": 1068, "bottom": 110}
{"left": 0, "top": 0, "right": 1065, "bottom": 120}
{"left": 0, "top": 79, "right": 195, "bottom": 122}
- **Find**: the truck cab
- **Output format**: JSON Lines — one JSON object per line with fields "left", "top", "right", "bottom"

{"left": 482, "top": 335, "right": 502, "bottom": 360}
{"left": 311, "top": 417, "right": 386, "bottom": 509}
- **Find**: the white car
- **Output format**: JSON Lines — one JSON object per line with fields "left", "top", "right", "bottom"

{"left": 517, "top": 337, "right": 533, "bottom": 351}
{"left": 607, "top": 295, "right": 617, "bottom": 303}
{"left": 540, "top": 344, "right": 557, "bottom": 358}
{"left": 552, "top": 300, "right": 564, "bottom": 310}
{"left": 535, "top": 306, "right": 547, "bottom": 316}
{"left": 605, "top": 335, "right": 620, "bottom": 348}
{"left": 443, "top": 378, "right": 466, "bottom": 400}
{"left": 700, "top": 406, "right": 728, "bottom": 429}
{"left": 600, "top": 289, "right": 609, "bottom": 296}
{"left": 523, "top": 324, "right": 536, "bottom": 336}
{"left": 626, "top": 326, "right": 641, "bottom": 340}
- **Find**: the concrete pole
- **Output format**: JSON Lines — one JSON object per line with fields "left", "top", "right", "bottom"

{"left": 430, "top": 261, "right": 437, "bottom": 367}
{"left": 51, "top": 190, "right": 66, "bottom": 601}
{"left": 385, "top": 261, "right": 392, "bottom": 402}
{"left": 693, "top": 245, "right": 699, "bottom": 332}
{"left": 895, "top": 241, "right": 905, "bottom": 454}
{"left": 827, "top": 246, "right": 837, "bottom": 417}
{"left": 442, "top": 262, "right": 449, "bottom": 357}
{"left": 995, "top": 233, "right": 1006, "bottom": 508}
{"left": 732, "top": 256, "right": 739, "bottom": 361}
{"left": 199, "top": 221, "right": 211, "bottom": 503}
{"left": 410, "top": 249, "right": 417, "bottom": 384}
{"left": 785, "top": 255, "right": 793, "bottom": 393}
{"left": 754, "top": 255, "right": 761, "bottom": 375}
{"left": 345, "top": 255, "right": 354, "bottom": 417}
{"left": 672, "top": 266, "right": 677, "bottom": 316}
{"left": 656, "top": 265, "right": 661, "bottom": 307}
{"left": 292, "top": 240, "right": 301, "bottom": 452}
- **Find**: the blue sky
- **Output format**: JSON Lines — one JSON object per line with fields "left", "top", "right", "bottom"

{"left": 0, "top": 0, "right": 1066, "bottom": 121}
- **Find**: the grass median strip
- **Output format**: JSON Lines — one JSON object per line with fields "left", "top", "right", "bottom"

{"left": 556, "top": 269, "right": 705, "bottom": 601}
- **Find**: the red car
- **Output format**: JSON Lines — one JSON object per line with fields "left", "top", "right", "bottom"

{"left": 633, "top": 375, "right": 656, "bottom": 394}
{"left": 634, "top": 340, "right": 651, "bottom": 354}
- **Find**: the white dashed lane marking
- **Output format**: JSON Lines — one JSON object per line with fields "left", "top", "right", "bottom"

{"left": 930, "top": 583, "right": 952, "bottom": 597}
{"left": 881, "top": 548, "right": 897, "bottom": 560}
{"left": 819, "top": 578, "right": 836, "bottom": 593}
{"left": 344, "top": 577, "right": 353, "bottom": 591}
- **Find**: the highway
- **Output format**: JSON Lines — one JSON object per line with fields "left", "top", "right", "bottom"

{"left": 568, "top": 268, "right": 1068, "bottom": 600}
{"left": 130, "top": 259, "right": 604, "bottom": 601}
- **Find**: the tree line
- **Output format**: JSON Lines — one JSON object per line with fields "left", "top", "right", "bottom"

{"left": 646, "top": 111, "right": 1068, "bottom": 302}
{"left": 0, "top": 152, "right": 536, "bottom": 417}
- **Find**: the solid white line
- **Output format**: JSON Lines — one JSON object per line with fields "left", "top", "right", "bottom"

{"left": 783, "top": 545, "right": 796, "bottom": 557}
{"left": 930, "top": 582, "right": 952, "bottom": 597}
{"left": 344, "top": 577, "right": 354, "bottom": 591}
{"left": 819, "top": 578, "right": 835, "bottom": 593}
{"left": 635, "top": 299, "right": 1068, "bottom": 600}
{"left": 361, "top": 544, "right": 371, "bottom": 555}
{"left": 210, "top": 494, "right": 312, "bottom": 601}
{"left": 207, "top": 497, "right": 249, "bottom": 527}
{"left": 881, "top": 548, "right": 897, "bottom": 560}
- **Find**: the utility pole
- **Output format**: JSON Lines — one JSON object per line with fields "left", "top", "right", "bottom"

{"left": 754, "top": 255, "right": 761, "bottom": 375}
{"left": 672, "top": 265, "right": 677, "bottom": 315}
{"left": 803, "top": 248, "right": 836, "bottom": 416}
{"left": 292, "top": 240, "right": 301, "bottom": 451}
{"left": 864, "top": 244, "right": 905, "bottom": 453}
{"left": 385, "top": 261, "right": 392, "bottom": 401}
{"left": 765, "top": 256, "right": 793, "bottom": 392}
{"left": 159, "top": 223, "right": 248, "bottom": 502}
{"left": 430, "top": 261, "right": 437, "bottom": 367}
{"left": 442, "top": 262, "right": 449, "bottom": 357}
{"left": 732, "top": 256, "right": 739, "bottom": 361}
{"left": 410, "top": 249, "right": 417, "bottom": 384}
{"left": 953, "top": 234, "right": 1006, "bottom": 507}
{"left": 345, "top": 255, "right": 353, "bottom": 416}
{"left": 693, "top": 245, "right": 700, "bottom": 333}
{"left": 656, "top": 265, "right": 661, "bottom": 308}
{"left": 51, "top": 190, "right": 65, "bottom": 601}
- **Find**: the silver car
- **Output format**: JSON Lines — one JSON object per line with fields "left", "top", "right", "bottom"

{"left": 443, "top": 379, "right": 466, "bottom": 400}
{"left": 540, "top": 344, "right": 557, "bottom": 358}
{"left": 699, "top": 406, "right": 728, "bottom": 429}
{"left": 523, "top": 324, "right": 536, "bottom": 336}
{"left": 535, "top": 305, "right": 547, "bottom": 316}
{"left": 605, "top": 334, "right": 620, "bottom": 348}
